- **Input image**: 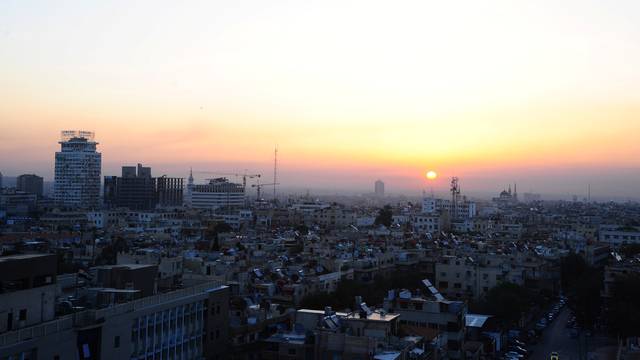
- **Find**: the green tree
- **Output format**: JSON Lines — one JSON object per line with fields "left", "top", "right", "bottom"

{"left": 607, "top": 274, "right": 640, "bottom": 338}
{"left": 207, "top": 222, "right": 232, "bottom": 251}
{"left": 481, "top": 283, "right": 531, "bottom": 325}
{"left": 561, "top": 254, "right": 603, "bottom": 329}
{"left": 375, "top": 205, "right": 393, "bottom": 228}
{"left": 95, "top": 237, "right": 129, "bottom": 265}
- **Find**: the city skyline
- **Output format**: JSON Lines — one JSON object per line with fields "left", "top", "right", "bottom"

{"left": 1, "top": 1, "right": 639, "bottom": 198}
{"left": 2, "top": 3, "right": 640, "bottom": 359}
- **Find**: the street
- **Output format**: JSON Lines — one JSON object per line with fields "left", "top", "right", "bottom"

{"left": 530, "top": 308, "right": 579, "bottom": 360}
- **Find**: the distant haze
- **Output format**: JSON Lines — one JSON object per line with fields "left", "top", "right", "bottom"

{"left": 1, "top": 1, "right": 639, "bottom": 200}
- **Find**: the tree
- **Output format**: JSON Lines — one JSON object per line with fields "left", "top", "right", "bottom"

{"left": 299, "top": 270, "right": 429, "bottom": 311}
{"left": 207, "top": 222, "right": 232, "bottom": 251}
{"left": 295, "top": 224, "right": 309, "bottom": 235}
{"left": 560, "top": 254, "right": 603, "bottom": 329}
{"left": 375, "top": 205, "right": 393, "bottom": 228}
{"left": 619, "top": 244, "right": 640, "bottom": 258}
{"left": 95, "top": 236, "right": 129, "bottom": 265}
{"left": 607, "top": 273, "right": 640, "bottom": 338}
{"left": 481, "top": 283, "right": 531, "bottom": 325}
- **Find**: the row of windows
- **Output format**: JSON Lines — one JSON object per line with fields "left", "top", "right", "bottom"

{"left": 603, "top": 234, "right": 640, "bottom": 241}
{"left": 439, "top": 271, "right": 499, "bottom": 280}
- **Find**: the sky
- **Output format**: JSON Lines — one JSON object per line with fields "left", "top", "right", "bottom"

{"left": 1, "top": 0, "right": 639, "bottom": 199}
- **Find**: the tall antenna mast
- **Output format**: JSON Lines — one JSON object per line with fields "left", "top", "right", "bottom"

{"left": 450, "top": 177, "right": 460, "bottom": 220}
{"left": 273, "top": 145, "right": 278, "bottom": 200}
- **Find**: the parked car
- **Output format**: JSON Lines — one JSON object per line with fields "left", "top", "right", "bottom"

{"left": 510, "top": 339, "right": 526, "bottom": 348}
{"left": 509, "top": 346, "right": 528, "bottom": 356}
{"left": 505, "top": 351, "right": 524, "bottom": 359}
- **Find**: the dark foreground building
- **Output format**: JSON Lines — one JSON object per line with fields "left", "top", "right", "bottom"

{"left": 104, "top": 164, "right": 183, "bottom": 210}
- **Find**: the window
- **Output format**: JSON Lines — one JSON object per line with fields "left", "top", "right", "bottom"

{"left": 114, "top": 335, "right": 120, "bottom": 348}
{"left": 288, "top": 349, "right": 297, "bottom": 355}
{"left": 19, "top": 309, "right": 26, "bottom": 321}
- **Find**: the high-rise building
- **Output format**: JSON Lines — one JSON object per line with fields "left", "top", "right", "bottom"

{"left": 156, "top": 175, "right": 184, "bottom": 207}
{"left": 16, "top": 174, "right": 44, "bottom": 197}
{"left": 104, "top": 164, "right": 156, "bottom": 210}
{"left": 374, "top": 179, "right": 385, "bottom": 197}
{"left": 104, "top": 164, "right": 183, "bottom": 210}
{"left": 54, "top": 131, "right": 101, "bottom": 208}
{"left": 0, "top": 171, "right": 3, "bottom": 189}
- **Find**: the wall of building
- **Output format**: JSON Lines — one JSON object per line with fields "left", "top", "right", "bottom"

{"left": 0, "top": 285, "right": 56, "bottom": 333}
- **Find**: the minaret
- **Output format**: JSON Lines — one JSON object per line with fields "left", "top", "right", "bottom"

{"left": 186, "top": 168, "right": 194, "bottom": 207}
{"left": 513, "top": 183, "right": 518, "bottom": 202}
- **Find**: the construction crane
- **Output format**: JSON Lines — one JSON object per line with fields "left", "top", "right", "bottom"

{"left": 193, "top": 171, "right": 261, "bottom": 190}
{"left": 252, "top": 183, "right": 279, "bottom": 200}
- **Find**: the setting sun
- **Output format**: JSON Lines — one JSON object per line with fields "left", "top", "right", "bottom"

{"left": 426, "top": 171, "right": 438, "bottom": 180}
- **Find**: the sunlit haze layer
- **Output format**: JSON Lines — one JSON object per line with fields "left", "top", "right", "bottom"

{"left": 1, "top": 1, "right": 639, "bottom": 199}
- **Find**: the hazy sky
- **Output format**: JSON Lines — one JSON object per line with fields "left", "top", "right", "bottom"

{"left": 1, "top": 0, "right": 639, "bottom": 199}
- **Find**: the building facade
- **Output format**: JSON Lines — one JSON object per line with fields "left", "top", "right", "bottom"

{"left": 422, "top": 197, "right": 476, "bottom": 219}
{"left": 16, "top": 174, "right": 43, "bottom": 197}
{"left": 188, "top": 178, "right": 245, "bottom": 210}
{"left": 104, "top": 164, "right": 157, "bottom": 210}
{"left": 0, "top": 189, "right": 38, "bottom": 216}
{"left": 599, "top": 225, "right": 640, "bottom": 246}
{"left": 0, "top": 280, "right": 229, "bottom": 360}
{"left": 374, "top": 180, "right": 385, "bottom": 197}
{"left": 383, "top": 289, "right": 467, "bottom": 359}
{"left": 157, "top": 176, "right": 184, "bottom": 207}
{"left": 105, "top": 164, "right": 184, "bottom": 210}
{"left": 54, "top": 131, "right": 101, "bottom": 209}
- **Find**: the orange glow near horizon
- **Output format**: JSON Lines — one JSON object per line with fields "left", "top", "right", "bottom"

{"left": 1, "top": 1, "right": 640, "bottom": 197}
